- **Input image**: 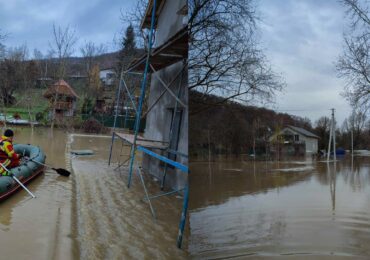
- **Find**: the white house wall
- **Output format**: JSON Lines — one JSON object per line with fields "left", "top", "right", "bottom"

{"left": 143, "top": 62, "right": 188, "bottom": 189}
{"left": 142, "top": 0, "right": 188, "bottom": 189}
{"left": 154, "top": 0, "right": 187, "bottom": 46}
{"left": 270, "top": 127, "right": 319, "bottom": 154}
{"left": 100, "top": 69, "right": 115, "bottom": 85}
{"left": 301, "top": 136, "right": 318, "bottom": 154}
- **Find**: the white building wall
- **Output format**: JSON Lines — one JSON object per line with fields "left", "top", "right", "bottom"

{"left": 142, "top": 0, "right": 188, "bottom": 189}
{"left": 154, "top": 0, "right": 187, "bottom": 46}
{"left": 270, "top": 128, "right": 319, "bottom": 154}
{"left": 302, "top": 137, "right": 318, "bottom": 154}
{"left": 100, "top": 69, "right": 116, "bottom": 85}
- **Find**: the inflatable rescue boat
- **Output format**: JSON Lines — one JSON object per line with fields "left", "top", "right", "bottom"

{"left": 0, "top": 144, "right": 45, "bottom": 201}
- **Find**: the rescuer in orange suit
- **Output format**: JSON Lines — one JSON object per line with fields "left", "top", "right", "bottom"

{"left": 0, "top": 129, "right": 21, "bottom": 176}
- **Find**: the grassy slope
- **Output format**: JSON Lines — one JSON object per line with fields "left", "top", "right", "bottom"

{"left": 5, "top": 88, "right": 49, "bottom": 120}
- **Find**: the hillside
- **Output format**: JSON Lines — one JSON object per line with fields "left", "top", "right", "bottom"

{"left": 189, "top": 90, "right": 314, "bottom": 157}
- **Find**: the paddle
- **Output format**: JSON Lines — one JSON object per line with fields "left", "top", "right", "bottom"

{"left": 0, "top": 162, "right": 36, "bottom": 198}
{"left": 24, "top": 158, "right": 71, "bottom": 177}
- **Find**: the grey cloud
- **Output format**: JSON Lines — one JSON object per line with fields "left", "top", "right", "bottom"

{"left": 259, "top": 0, "right": 352, "bottom": 124}
{"left": 0, "top": 0, "right": 136, "bottom": 54}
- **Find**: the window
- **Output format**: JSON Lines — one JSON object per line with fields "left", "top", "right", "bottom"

{"left": 107, "top": 73, "right": 115, "bottom": 79}
{"left": 294, "top": 135, "right": 299, "bottom": 141}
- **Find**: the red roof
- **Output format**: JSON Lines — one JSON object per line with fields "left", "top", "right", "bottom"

{"left": 43, "top": 79, "right": 79, "bottom": 98}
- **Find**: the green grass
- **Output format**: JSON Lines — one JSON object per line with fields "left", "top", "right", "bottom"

{"left": 3, "top": 88, "right": 50, "bottom": 120}
{"left": 5, "top": 108, "right": 41, "bottom": 119}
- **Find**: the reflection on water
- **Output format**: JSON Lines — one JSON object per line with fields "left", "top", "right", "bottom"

{"left": 0, "top": 175, "right": 44, "bottom": 228}
{"left": 189, "top": 156, "right": 370, "bottom": 258}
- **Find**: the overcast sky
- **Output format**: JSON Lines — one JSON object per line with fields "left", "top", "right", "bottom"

{"left": 259, "top": 0, "right": 352, "bottom": 125}
{"left": 0, "top": 0, "right": 136, "bottom": 55}
{"left": 0, "top": 0, "right": 356, "bottom": 125}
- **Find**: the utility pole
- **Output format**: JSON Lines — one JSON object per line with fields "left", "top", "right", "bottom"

{"left": 327, "top": 108, "right": 336, "bottom": 162}
{"left": 351, "top": 129, "right": 354, "bottom": 155}
{"left": 327, "top": 119, "right": 332, "bottom": 162}
{"left": 332, "top": 108, "right": 336, "bottom": 162}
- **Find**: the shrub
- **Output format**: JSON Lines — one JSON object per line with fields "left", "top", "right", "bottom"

{"left": 81, "top": 117, "right": 108, "bottom": 134}
{"left": 35, "top": 112, "right": 44, "bottom": 122}
{"left": 13, "top": 113, "right": 21, "bottom": 120}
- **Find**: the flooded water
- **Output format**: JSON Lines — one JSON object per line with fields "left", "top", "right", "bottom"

{"left": 70, "top": 134, "right": 187, "bottom": 259}
{"left": 189, "top": 156, "right": 370, "bottom": 259}
{"left": 0, "top": 127, "right": 76, "bottom": 259}
{"left": 0, "top": 128, "right": 187, "bottom": 259}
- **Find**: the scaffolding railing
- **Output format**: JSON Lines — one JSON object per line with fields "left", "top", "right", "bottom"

{"left": 107, "top": 0, "right": 188, "bottom": 249}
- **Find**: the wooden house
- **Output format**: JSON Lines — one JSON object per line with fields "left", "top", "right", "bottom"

{"left": 43, "top": 79, "right": 78, "bottom": 118}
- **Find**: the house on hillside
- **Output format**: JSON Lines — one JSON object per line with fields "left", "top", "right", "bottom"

{"left": 95, "top": 68, "right": 116, "bottom": 113}
{"left": 126, "top": 0, "right": 188, "bottom": 189}
{"left": 100, "top": 68, "right": 116, "bottom": 87}
{"left": 36, "top": 77, "right": 53, "bottom": 88}
{"left": 269, "top": 125, "right": 319, "bottom": 156}
{"left": 43, "top": 79, "right": 78, "bottom": 118}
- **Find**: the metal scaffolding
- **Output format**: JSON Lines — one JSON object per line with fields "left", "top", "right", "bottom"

{"left": 107, "top": 0, "right": 188, "bottom": 249}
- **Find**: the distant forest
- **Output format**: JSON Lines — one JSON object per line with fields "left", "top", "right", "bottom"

{"left": 189, "top": 91, "right": 370, "bottom": 158}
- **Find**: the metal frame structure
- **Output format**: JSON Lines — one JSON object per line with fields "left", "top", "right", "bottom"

{"left": 107, "top": 0, "right": 189, "bottom": 249}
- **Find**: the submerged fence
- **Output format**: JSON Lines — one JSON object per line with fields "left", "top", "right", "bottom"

{"left": 81, "top": 114, "right": 146, "bottom": 132}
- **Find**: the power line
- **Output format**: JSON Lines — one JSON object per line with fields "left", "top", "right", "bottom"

{"left": 275, "top": 109, "right": 319, "bottom": 112}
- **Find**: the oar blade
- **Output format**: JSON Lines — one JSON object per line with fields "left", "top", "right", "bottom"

{"left": 54, "top": 168, "right": 71, "bottom": 177}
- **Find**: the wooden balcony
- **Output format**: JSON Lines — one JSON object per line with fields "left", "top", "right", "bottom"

{"left": 53, "top": 101, "right": 73, "bottom": 110}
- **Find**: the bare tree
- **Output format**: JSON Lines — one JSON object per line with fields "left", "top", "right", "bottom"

{"left": 24, "top": 59, "right": 39, "bottom": 129}
{"left": 80, "top": 41, "right": 106, "bottom": 109}
{"left": 48, "top": 24, "right": 77, "bottom": 129}
{"left": 337, "top": 0, "right": 370, "bottom": 111}
{"left": 0, "top": 29, "right": 5, "bottom": 41}
{"left": 0, "top": 30, "right": 6, "bottom": 60}
{"left": 33, "top": 49, "right": 49, "bottom": 86}
{"left": 0, "top": 45, "right": 30, "bottom": 127}
{"left": 315, "top": 116, "right": 331, "bottom": 150}
{"left": 123, "top": 0, "right": 284, "bottom": 112}
{"left": 80, "top": 41, "right": 106, "bottom": 74}
{"left": 88, "top": 64, "right": 103, "bottom": 102}
{"left": 342, "top": 109, "right": 368, "bottom": 148}
{"left": 49, "top": 24, "right": 78, "bottom": 79}
{"left": 188, "top": 0, "right": 284, "bottom": 107}
{"left": 119, "top": 0, "right": 147, "bottom": 48}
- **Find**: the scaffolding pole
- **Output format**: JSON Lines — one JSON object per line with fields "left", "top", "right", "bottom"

{"left": 161, "top": 65, "right": 184, "bottom": 189}
{"left": 122, "top": 77, "right": 138, "bottom": 114}
{"left": 137, "top": 145, "right": 189, "bottom": 248}
{"left": 141, "top": 63, "right": 187, "bottom": 119}
{"left": 108, "top": 69, "right": 125, "bottom": 166}
{"left": 107, "top": 0, "right": 189, "bottom": 249}
{"left": 127, "top": 0, "right": 157, "bottom": 188}
{"left": 150, "top": 64, "right": 187, "bottom": 108}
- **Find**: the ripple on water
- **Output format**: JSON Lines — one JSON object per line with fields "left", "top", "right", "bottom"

{"left": 189, "top": 158, "right": 370, "bottom": 258}
{"left": 72, "top": 156, "right": 187, "bottom": 259}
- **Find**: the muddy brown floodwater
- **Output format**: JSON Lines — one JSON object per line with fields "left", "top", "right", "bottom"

{"left": 189, "top": 156, "right": 370, "bottom": 259}
{"left": 0, "top": 127, "right": 187, "bottom": 259}
{"left": 71, "top": 133, "right": 187, "bottom": 259}
{"left": 0, "top": 127, "right": 76, "bottom": 259}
